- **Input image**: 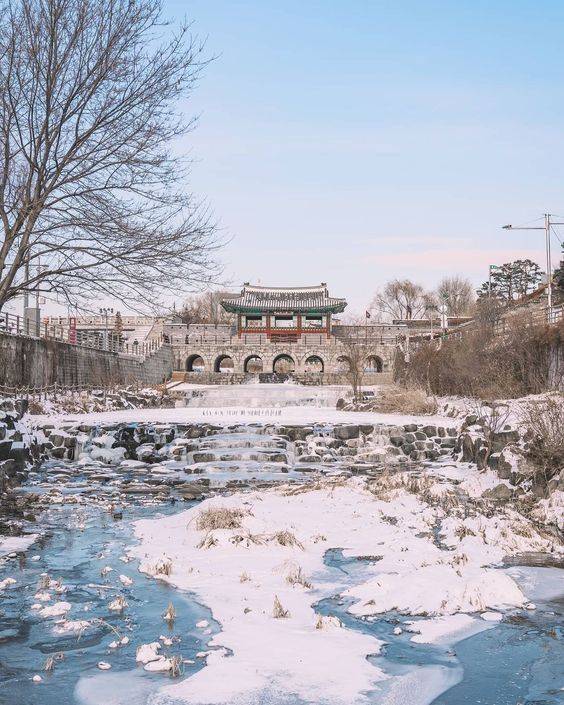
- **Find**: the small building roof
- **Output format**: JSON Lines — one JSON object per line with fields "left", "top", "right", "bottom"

{"left": 221, "top": 283, "right": 347, "bottom": 314}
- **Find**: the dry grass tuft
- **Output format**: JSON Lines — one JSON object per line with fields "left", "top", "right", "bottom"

{"left": 163, "top": 601, "right": 176, "bottom": 624}
{"left": 154, "top": 557, "right": 173, "bottom": 576}
{"left": 285, "top": 565, "right": 312, "bottom": 589}
{"left": 196, "top": 533, "right": 219, "bottom": 549}
{"left": 271, "top": 531, "right": 304, "bottom": 550}
{"left": 196, "top": 506, "right": 249, "bottom": 531}
{"left": 272, "top": 595, "right": 290, "bottom": 619}
{"left": 44, "top": 652, "right": 64, "bottom": 672}
{"left": 169, "top": 654, "right": 183, "bottom": 677}
{"left": 239, "top": 571, "right": 251, "bottom": 583}
{"left": 372, "top": 385, "right": 438, "bottom": 415}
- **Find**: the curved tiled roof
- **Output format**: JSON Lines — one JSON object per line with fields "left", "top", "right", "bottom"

{"left": 221, "top": 284, "right": 347, "bottom": 314}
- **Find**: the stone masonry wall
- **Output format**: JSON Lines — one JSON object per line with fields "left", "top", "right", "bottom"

{"left": 0, "top": 333, "right": 173, "bottom": 389}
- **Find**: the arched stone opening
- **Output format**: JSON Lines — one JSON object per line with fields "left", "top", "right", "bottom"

{"left": 336, "top": 355, "right": 352, "bottom": 372}
{"left": 365, "top": 355, "right": 383, "bottom": 373}
{"left": 304, "top": 355, "right": 324, "bottom": 373}
{"left": 186, "top": 354, "right": 205, "bottom": 373}
{"left": 273, "top": 354, "right": 295, "bottom": 374}
{"left": 244, "top": 355, "right": 263, "bottom": 373}
{"left": 214, "top": 354, "right": 235, "bottom": 373}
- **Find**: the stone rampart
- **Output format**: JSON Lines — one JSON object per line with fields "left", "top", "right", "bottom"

{"left": 0, "top": 333, "right": 173, "bottom": 389}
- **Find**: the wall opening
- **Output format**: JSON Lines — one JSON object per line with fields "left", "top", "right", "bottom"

{"left": 304, "top": 355, "right": 324, "bottom": 373}
{"left": 273, "top": 354, "right": 295, "bottom": 374}
{"left": 244, "top": 355, "right": 263, "bottom": 373}
{"left": 186, "top": 354, "right": 205, "bottom": 372}
{"left": 365, "top": 355, "right": 383, "bottom": 373}
{"left": 214, "top": 355, "right": 235, "bottom": 373}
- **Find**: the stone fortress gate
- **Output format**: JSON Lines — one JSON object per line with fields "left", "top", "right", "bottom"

{"left": 166, "top": 284, "right": 404, "bottom": 384}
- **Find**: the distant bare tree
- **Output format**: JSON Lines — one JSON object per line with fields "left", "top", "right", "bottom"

{"left": 0, "top": 0, "right": 221, "bottom": 313}
{"left": 180, "top": 291, "right": 234, "bottom": 325}
{"left": 371, "top": 279, "right": 434, "bottom": 321}
{"left": 436, "top": 276, "right": 475, "bottom": 316}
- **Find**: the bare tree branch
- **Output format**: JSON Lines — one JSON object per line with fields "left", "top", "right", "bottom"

{"left": 0, "top": 0, "right": 222, "bottom": 313}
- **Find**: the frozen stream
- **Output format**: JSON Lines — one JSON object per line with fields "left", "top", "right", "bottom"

{"left": 0, "top": 423, "right": 562, "bottom": 705}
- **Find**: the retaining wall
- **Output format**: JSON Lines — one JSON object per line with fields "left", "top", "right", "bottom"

{"left": 0, "top": 333, "right": 174, "bottom": 389}
{"left": 173, "top": 371, "right": 393, "bottom": 386}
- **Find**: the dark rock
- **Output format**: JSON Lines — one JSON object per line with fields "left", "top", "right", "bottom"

{"left": 441, "top": 437, "right": 456, "bottom": 448}
{"left": 401, "top": 443, "right": 415, "bottom": 455}
{"left": 404, "top": 433, "right": 416, "bottom": 443}
{"left": 491, "top": 430, "right": 520, "bottom": 454}
{"left": 483, "top": 484, "right": 512, "bottom": 501}
{"left": 461, "top": 434, "right": 475, "bottom": 462}
{"left": 390, "top": 435, "right": 405, "bottom": 447}
{"left": 360, "top": 425, "right": 374, "bottom": 435}
{"left": 403, "top": 424, "right": 418, "bottom": 433}
{"left": 334, "top": 426, "right": 360, "bottom": 441}
{"left": 422, "top": 425, "right": 437, "bottom": 437}
{"left": 414, "top": 431, "right": 427, "bottom": 441}
{"left": 410, "top": 450, "right": 426, "bottom": 462}
{"left": 487, "top": 453, "right": 500, "bottom": 470}
{"left": 437, "top": 427, "right": 446, "bottom": 438}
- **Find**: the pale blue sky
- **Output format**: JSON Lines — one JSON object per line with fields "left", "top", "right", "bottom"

{"left": 165, "top": 0, "right": 564, "bottom": 313}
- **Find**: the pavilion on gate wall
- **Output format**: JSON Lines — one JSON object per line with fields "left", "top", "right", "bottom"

{"left": 220, "top": 283, "right": 347, "bottom": 342}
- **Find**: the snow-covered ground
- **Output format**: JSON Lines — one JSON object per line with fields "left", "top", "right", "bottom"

{"left": 133, "top": 471, "right": 559, "bottom": 705}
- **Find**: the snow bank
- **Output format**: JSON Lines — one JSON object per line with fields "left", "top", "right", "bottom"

{"left": 132, "top": 472, "right": 556, "bottom": 705}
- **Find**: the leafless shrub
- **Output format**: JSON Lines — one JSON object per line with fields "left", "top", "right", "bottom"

{"left": 372, "top": 386, "right": 437, "bottom": 415}
{"left": 196, "top": 507, "right": 248, "bottom": 531}
{"left": 239, "top": 572, "right": 251, "bottom": 583}
{"left": 401, "top": 316, "right": 564, "bottom": 399}
{"left": 272, "top": 595, "right": 290, "bottom": 619}
{"left": 285, "top": 565, "right": 312, "bottom": 589}
{"left": 521, "top": 396, "right": 564, "bottom": 484}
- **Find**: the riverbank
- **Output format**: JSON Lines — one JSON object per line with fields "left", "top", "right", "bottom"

{"left": 133, "top": 470, "right": 561, "bottom": 705}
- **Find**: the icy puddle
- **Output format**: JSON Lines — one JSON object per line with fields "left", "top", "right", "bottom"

{"left": 0, "top": 423, "right": 563, "bottom": 705}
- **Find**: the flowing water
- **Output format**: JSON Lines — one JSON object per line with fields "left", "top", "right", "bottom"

{"left": 0, "top": 423, "right": 562, "bottom": 705}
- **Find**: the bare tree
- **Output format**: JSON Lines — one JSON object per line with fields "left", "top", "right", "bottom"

{"left": 0, "top": 0, "right": 221, "bottom": 313}
{"left": 180, "top": 291, "right": 234, "bottom": 325}
{"left": 371, "top": 279, "right": 434, "bottom": 321}
{"left": 436, "top": 276, "right": 475, "bottom": 316}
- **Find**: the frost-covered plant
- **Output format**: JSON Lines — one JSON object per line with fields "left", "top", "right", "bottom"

{"left": 169, "top": 655, "right": 183, "bottom": 677}
{"left": 271, "top": 531, "right": 304, "bottom": 550}
{"left": 196, "top": 506, "right": 248, "bottom": 531}
{"left": 197, "top": 533, "right": 219, "bottom": 549}
{"left": 285, "top": 565, "right": 312, "bottom": 589}
{"left": 272, "top": 595, "right": 290, "bottom": 619}
{"left": 154, "top": 557, "right": 173, "bottom": 576}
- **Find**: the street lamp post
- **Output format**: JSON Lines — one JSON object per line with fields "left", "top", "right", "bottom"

{"left": 503, "top": 213, "right": 563, "bottom": 313}
{"left": 99, "top": 307, "right": 114, "bottom": 351}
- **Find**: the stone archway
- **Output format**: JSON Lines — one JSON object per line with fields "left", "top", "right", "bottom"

{"left": 304, "top": 354, "right": 324, "bottom": 373}
{"left": 244, "top": 355, "right": 263, "bottom": 373}
{"left": 273, "top": 354, "right": 295, "bottom": 374}
{"left": 336, "top": 355, "right": 352, "bottom": 372}
{"left": 186, "top": 354, "right": 206, "bottom": 373}
{"left": 214, "top": 354, "right": 235, "bottom": 373}
{"left": 365, "top": 355, "right": 383, "bottom": 373}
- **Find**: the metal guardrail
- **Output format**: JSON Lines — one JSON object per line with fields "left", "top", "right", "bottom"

{"left": 0, "top": 311, "right": 165, "bottom": 359}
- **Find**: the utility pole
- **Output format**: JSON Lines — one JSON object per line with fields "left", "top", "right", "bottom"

{"left": 503, "top": 213, "right": 562, "bottom": 313}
